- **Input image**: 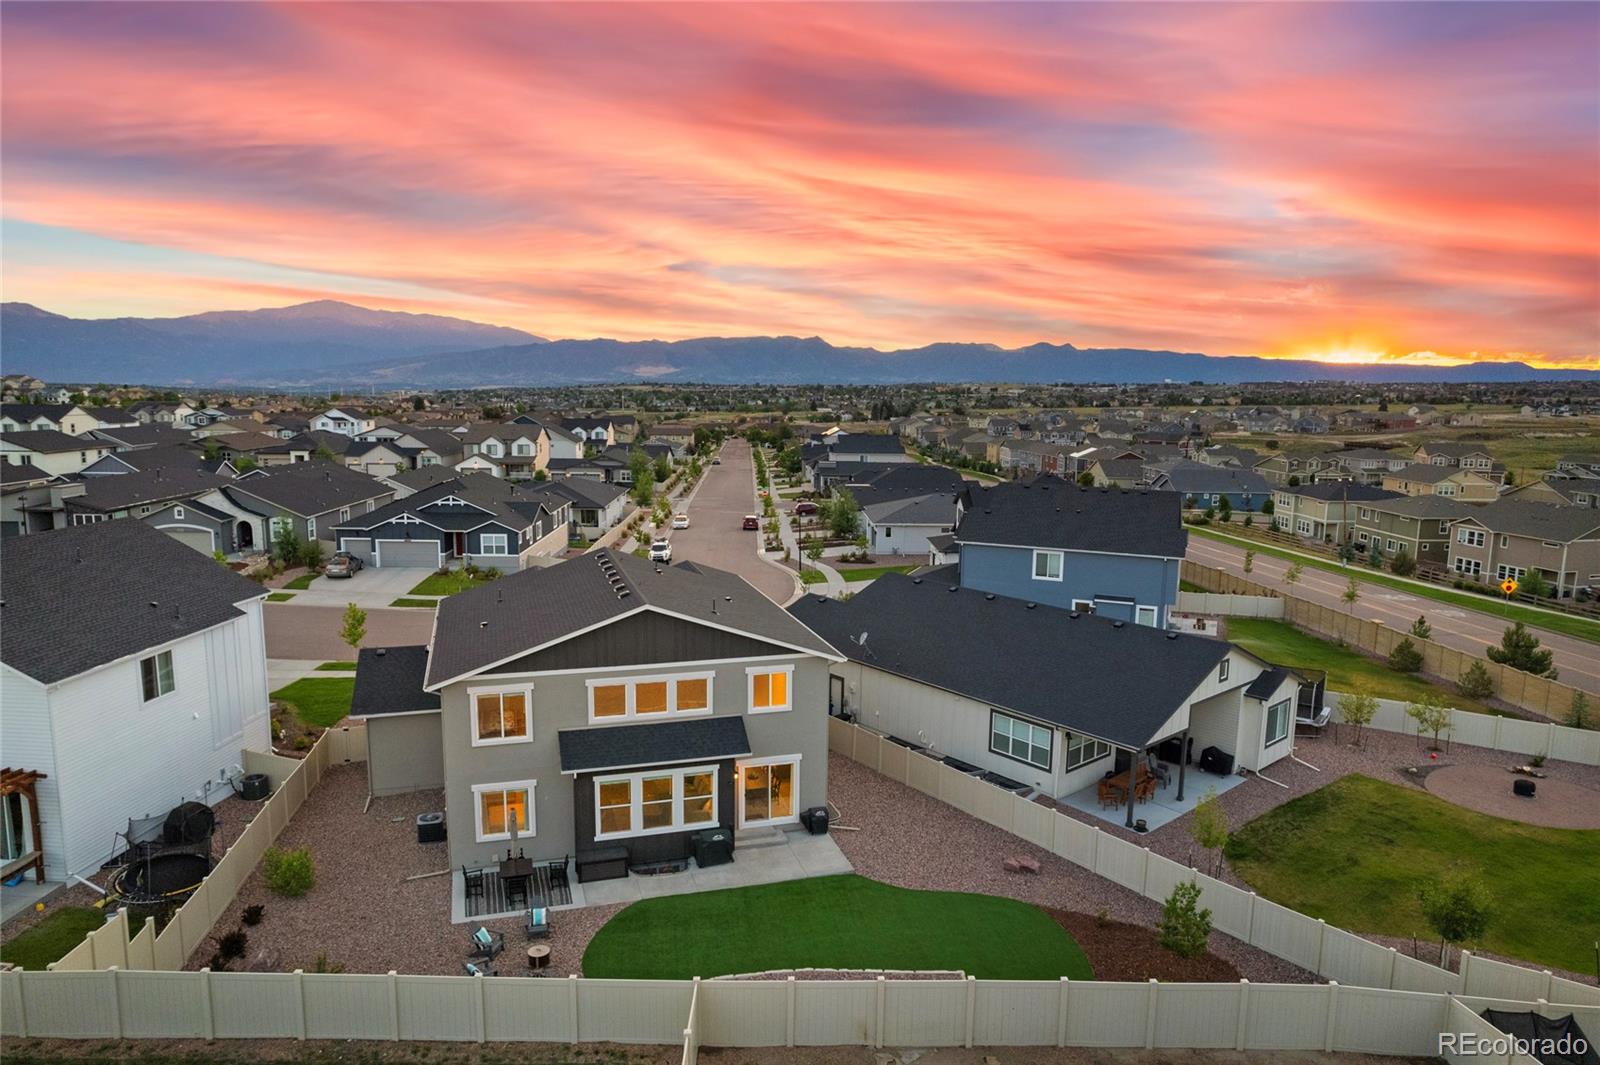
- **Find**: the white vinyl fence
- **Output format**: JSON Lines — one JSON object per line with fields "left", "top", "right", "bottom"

{"left": 1177, "top": 591, "right": 1285, "bottom": 618}
{"left": 827, "top": 717, "right": 1600, "bottom": 1009}
{"left": 1325, "top": 691, "right": 1600, "bottom": 766}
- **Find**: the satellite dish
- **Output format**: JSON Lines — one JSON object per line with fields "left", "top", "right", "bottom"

{"left": 857, "top": 630, "right": 869, "bottom": 645}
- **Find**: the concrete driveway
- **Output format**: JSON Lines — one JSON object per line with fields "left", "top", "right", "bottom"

{"left": 665, "top": 439, "right": 801, "bottom": 605}
{"left": 276, "top": 566, "right": 437, "bottom": 608}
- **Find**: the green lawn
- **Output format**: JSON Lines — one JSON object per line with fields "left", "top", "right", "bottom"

{"left": 390, "top": 597, "right": 440, "bottom": 608}
{"left": 799, "top": 569, "right": 828, "bottom": 585}
{"left": 0, "top": 906, "right": 106, "bottom": 970}
{"left": 839, "top": 564, "right": 918, "bottom": 582}
{"left": 282, "top": 573, "right": 319, "bottom": 590}
{"left": 1179, "top": 579, "right": 1207, "bottom": 593}
{"left": 1227, "top": 774, "right": 1600, "bottom": 973}
{"left": 583, "top": 874, "right": 1092, "bottom": 980}
{"left": 264, "top": 592, "right": 295, "bottom": 603}
{"left": 1189, "top": 526, "right": 1600, "bottom": 644}
{"left": 407, "top": 569, "right": 495, "bottom": 596}
{"left": 269, "top": 677, "right": 355, "bottom": 727}
{"left": 1223, "top": 618, "right": 1502, "bottom": 715}
{"left": 314, "top": 661, "right": 358, "bottom": 671}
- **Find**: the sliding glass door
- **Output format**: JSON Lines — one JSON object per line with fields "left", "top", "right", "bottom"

{"left": 737, "top": 758, "right": 798, "bottom": 827}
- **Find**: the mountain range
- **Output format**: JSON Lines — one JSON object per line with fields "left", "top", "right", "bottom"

{"left": 3, "top": 300, "right": 1592, "bottom": 387}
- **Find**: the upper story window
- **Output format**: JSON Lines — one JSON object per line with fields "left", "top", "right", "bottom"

{"left": 514, "top": 442, "right": 532, "bottom": 456}
{"left": 471, "top": 687, "right": 531, "bottom": 746}
{"left": 483, "top": 442, "right": 503, "bottom": 457}
{"left": 1218, "top": 658, "right": 1230, "bottom": 683}
{"left": 747, "top": 666, "right": 793, "bottom": 714}
{"left": 1032, "top": 549, "right": 1064, "bottom": 581}
{"left": 1457, "top": 528, "right": 1485, "bottom": 547}
{"left": 140, "top": 650, "right": 175, "bottom": 702}
{"left": 588, "top": 672, "right": 713, "bottom": 723}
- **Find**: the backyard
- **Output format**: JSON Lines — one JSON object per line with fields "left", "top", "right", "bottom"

{"left": 1223, "top": 617, "right": 1502, "bottom": 715}
{"left": 582, "top": 874, "right": 1093, "bottom": 980}
{"left": 0, "top": 906, "right": 106, "bottom": 970}
{"left": 1225, "top": 773, "right": 1600, "bottom": 973}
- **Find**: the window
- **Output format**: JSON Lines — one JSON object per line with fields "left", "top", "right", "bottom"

{"left": 1296, "top": 519, "right": 1313, "bottom": 535}
{"left": 594, "top": 765, "right": 718, "bottom": 840}
{"left": 1386, "top": 539, "right": 1398, "bottom": 552}
{"left": 307, "top": 518, "right": 316, "bottom": 539}
{"left": 1358, "top": 508, "right": 1371, "bottom": 520}
{"left": 1032, "top": 549, "right": 1063, "bottom": 581}
{"left": 1136, "top": 605, "right": 1158, "bottom": 627}
{"left": 1456, "top": 528, "right": 1485, "bottom": 547}
{"left": 514, "top": 442, "right": 532, "bottom": 456}
{"left": 339, "top": 507, "right": 351, "bottom": 522}
{"left": 1496, "top": 564, "right": 1526, "bottom": 582}
{"left": 587, "top": 672, "right": 715, "bottom": 722}
{"left": 747, "top": 666, "right": 793, "bottom": 713}
{"left": 473, "top": 781, "right": 534, "bottom": 842}
{"left": 882, "top": 527, "right": 892, "bottom": 538}
{"left": 1438, "top": 520, "right": 1450, "bottom": 534}
{"left": 484, "top": 442, "right": 502, "bottom": 457}
{"left": 471, "top": 688, "right": 530, "bottom": 745}
{"left": 479, "top": 532, "right": 509, "bottom": 555}
{"left": 1453, "top": 557, "right": 1482, "bottom": 577}
{"left": 140, "top": 650, "right": 175, "bottom": 701}
{"left": 1064, "top": 731, "right": 1112, "bottom": 770}
{"left": 989, "top": 710, "right": 1051, "bottom": 770}
{"left": 1436, "top": 484, "right": 1456, "bottom": 497}
{"left": 1265, "top": 699, "right": 1291, "bottom": 746}
{"left": 172, "top": 507, "right": 185, "bottom": 520}
{"left": 1218, "top": 658, "right": 1230, "bottom": 683}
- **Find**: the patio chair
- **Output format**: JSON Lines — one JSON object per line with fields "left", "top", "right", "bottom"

{"left": 546, "top": 854, "right": 569, "bottom": 891}
{"left": 1296, "top": 704, "right": 1333, "bottom": 738}
{"left": 1096, "top": 778, "right": 1122, "bottom": 809}
{"left": 468, "top": 926, "right": 504, "bottom": 963}
{"left": 1144, "top": 755, "right": 1171, "bottom": 789}
{"left": 526, "top": 902, "right": 550, "bottom": 941}
{"left": 462, "top": 865, "right": 485, "bottom": 905}
{"left": 463, "top": 962, "right": 496, "bottom": 977}
{"left": 1135, "top": 775, "right": 1157, "bottom": 802}
{"left": 505, "top": 874, "right": 529, "bottom": 910}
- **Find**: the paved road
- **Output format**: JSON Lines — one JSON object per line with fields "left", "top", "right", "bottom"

{"left": 665, "top": 438, "right": 801, "bottom": 605}
{"left": 265, "top": 603, "right": 435, "bottom": 661}
{"left": 1186, "top": 534, "right": 1600, "bottom": 695}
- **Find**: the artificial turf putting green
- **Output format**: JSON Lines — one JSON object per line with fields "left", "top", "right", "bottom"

{"left": 583, "top": 874, "right": 1092, "bottom": 981}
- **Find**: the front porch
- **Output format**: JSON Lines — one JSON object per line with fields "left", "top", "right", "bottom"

{"left": 1060, "top": 764, "right": 1249, "bottom": 832}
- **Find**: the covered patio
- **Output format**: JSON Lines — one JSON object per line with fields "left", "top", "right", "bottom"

{"left": 1060, "top": 761, "right": 1249, "bottom": 832}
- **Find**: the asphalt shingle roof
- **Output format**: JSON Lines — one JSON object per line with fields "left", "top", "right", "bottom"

{"left": 425, "top": 550, "right": 839, "bottom": 688}
{"left": 1281, "top": 482, "right": 1401, "bottom": 502}
{"left": 335, "top": 475, "right": 545, "bottom": 534}
{"left": 351, "top": 646, "right": 441, "bottom": 717}
{"left": 862, "top": 493, "right": 960, "bottom": 526}
{"left": 955, "top": 476, "right": 1187, "bottom": 558}
{"left": 224, "top": 461, "right": 389, "bottom": 516}
{"left": 558, "top": 716, "right": 751, "bottom": 774}
{"left": 1456, "top": 501, "right": 1600, "bottom": 542}
{"left": 0, "top": 521, "right": 264, "bottom": 684}
{"left": 789, "top": 575, "right": 1233, "bottom": 749}
{"left": 0, "top": 460, "right": 51, "bottom": 485}
{"left": 71, "top": 467, "right": 232, "bottom": 511}
{"left": 1, "top": 429, "right": 101, "bottom": 454}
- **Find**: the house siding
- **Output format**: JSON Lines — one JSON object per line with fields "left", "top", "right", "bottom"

{"left": 0, "top": 665, "right": 61, "bottom": 884}
{"left": 957, "top": 543, "right": 1178, "bottom": 625}
{"left": 366, "top": 713, "right": 446, "bottom": 797}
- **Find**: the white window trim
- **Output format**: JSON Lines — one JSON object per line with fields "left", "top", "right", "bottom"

{"left": 307, "top": 518, "right": 316, "bottom": 539}
{"left": 1031, "top": 548, "right": 1064, "bottom": 582}
{"left": 735, "top": 753, "right": 803, "bottom": 828}
{"left": 472, "top": 780, "right": 536, "bottom": 843}
{"left": 746, "top": 664, "right": 795, "bottom": 714}
{"left": 1218, "top": 658, "right": 1230, "bottom": 683}
{"left": 1265, "top": 699, "right": 1291, "bottom": 747}
{"left": 593, "top": 764, "right": 719, "bottom": 842}
{"left": 1070, "top": 599, "right": 1094, "bottom": 613}
{"left": 1064, "top": 730, "right": 1113, "bottom": 771}
{"left": 172, "top": 506, "right": 185, "bottom": 520}
{"left": 479, "top": 532, "right": 510, "bottom": 555}
{"left": 468, "top": 685, "right": 534, "bottom": 747}
{"left": 585, "top": 671, "right": 716, "bottom": 723}
{"left": 1136, "top": 605, "right": 1158, "bottom": 627}
{"left": 140, "top": 649, "right": 176, "bottom": 703}
{"left": 989, "top": 709, "right": 1052, "bottom": 771}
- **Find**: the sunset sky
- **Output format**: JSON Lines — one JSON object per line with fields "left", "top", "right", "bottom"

{"left": 2, "top": 2, "right": 1597, "bottom": 368}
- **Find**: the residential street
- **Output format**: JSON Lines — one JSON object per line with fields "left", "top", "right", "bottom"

{"left": 665, "top": 438, "right": 801, "bottom": 605}
{"left": 264, "top": 602, "right": 435, "bottom": 661}
{"left": 1186, "top": 533, "right": 1600, "bottom": 695}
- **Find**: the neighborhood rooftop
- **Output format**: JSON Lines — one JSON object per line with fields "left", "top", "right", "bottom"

{"left": 349, "top": 646, "right": 441, "bottom": 717}
{"left": 955, "top": 476, "right": 1187, "bottom": 558}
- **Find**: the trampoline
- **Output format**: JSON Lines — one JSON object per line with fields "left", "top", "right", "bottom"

{"left": 106, "top": 800, "right": 216, "bottom": 918}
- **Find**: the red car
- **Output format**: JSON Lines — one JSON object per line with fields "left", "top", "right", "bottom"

{"left": 742, "top": 515, "right": 760, "bottom": 530}
{"left": 793, "top": 501, "right": 820, "bottom": 516}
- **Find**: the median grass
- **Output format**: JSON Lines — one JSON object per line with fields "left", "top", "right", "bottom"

{"left": 0, "top": 906, "right": 107, "bottom": 970}
{"left": 584, "top": 874, "right": 1092, "bottom": 980}
{"left": 1223, "top": 617, "right": 1501, "bottom": 715}
{"left": 282, "top": 573, "right": 318, "bottom": 590}
{"left": 269, "top": 677, "right": 354, "bottom": 727}
{"left": 839, "top": 564, "right": 918, "bottom": 582}
{"left": 264, "top": 592, "right": 295, "bottom": 603}
{"left": 1227, "top": 774, "right": 1600, "bottom": 973}
{"left": 314, "top": 661, "right": 358, "bottom": 671}
{"left": 1189, "top": 525, "right": 1600, "bottom": 644}
{"left": 389, "top": 597, "right": 439, "bottom": 608}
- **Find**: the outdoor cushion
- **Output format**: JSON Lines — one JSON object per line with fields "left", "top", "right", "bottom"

{"left": 529, "top": 908, "right": 547, "bottom": 926}
{"left": 472, "top": 927, "right": 492, "bottom": 948}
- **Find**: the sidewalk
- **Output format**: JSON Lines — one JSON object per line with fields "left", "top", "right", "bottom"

{"left": 777, "top": 505, "right": 847, "bottom": 598}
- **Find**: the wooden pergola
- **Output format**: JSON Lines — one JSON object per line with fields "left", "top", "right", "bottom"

{"left": 0, "top": 768, "right": 47, "bottom": 884}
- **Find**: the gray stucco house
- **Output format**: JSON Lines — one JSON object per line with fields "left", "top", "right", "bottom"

{"left": 953, "top": 477, "right": 1184, "bottom": 627}
{"left": 350, "top": 551, "right": 842, "bottom": 913}
{"left": 211, "top": 461, "right": 394, "bottom": 554}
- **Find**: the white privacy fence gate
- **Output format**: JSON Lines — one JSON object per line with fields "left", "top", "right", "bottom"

{"left": 827, "top": 717, "right": 1600, "bottom": 1009}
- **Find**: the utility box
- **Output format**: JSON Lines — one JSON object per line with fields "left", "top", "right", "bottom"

{"left": 416, "top": 811, "right": 446, "bottom": 844}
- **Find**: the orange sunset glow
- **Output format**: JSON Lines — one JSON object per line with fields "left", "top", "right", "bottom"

{"left": 2, "top": 2, "right": 1597, "bottom": 368}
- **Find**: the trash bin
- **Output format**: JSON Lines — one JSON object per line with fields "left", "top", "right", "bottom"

{"left": 416, "top": 812, "right": 446, "bottom": 844}
{"left": 692, "top": 828, "right": 733, "bottom": 868}
{"left": 800, "top": 806, "right": 830, "bottom": 835}
{"left": 240, "top": 773, "right": 270, "bottom": 801}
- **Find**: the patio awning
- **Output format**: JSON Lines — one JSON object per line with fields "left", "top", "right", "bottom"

{"left": 558, "top": 717, "right": 752, "bottom": 775}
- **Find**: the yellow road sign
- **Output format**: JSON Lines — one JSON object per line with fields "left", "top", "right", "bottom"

{"left": 1500, "top": 578, "right": 1519, "bottom": 596}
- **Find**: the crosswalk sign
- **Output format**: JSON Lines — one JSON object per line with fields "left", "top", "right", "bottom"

{"left": 1500, "top": 578, "right": 1519, "bottom": 596}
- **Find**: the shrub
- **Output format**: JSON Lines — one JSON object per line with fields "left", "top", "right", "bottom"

{"left": 241, "top": 904, "right": 264, "bottom": 927}
{"left": 207, "top": 951, "right": 230, "bottom": 972}
{"left": 218, "top": 929, "right": 248, "bottom": 960}
{"left": 1337, "top": 687, "right": 1378, "bottom": 745}
{"left": 1156, "top": 880, "right": 1213, "bottom": 959}
{"left": 1458, "top": 661, "right": 1494, "bottom": 699}
{"left": 1387, "top": 637, "right": 1423, "bottom": 673}
{"left": 1570, "top": 691, "right": 1593, "bottom": 731}
{"left": 1487, "top": 623, "right": 1556, "bottom": 677}
{"left": 1389, "top": 548, "right": 1415, "bottom": 577}
{"left": 264, "top": 846, "right": 316, "bottom": 897}
{"left": 1409, "top": 615, "right": 1432, "bottom": 640}
{"left": 312, "top": 952, "right": 346, "bottom": 974}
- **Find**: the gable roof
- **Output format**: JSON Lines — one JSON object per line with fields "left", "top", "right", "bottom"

{"left": 0, "top": 521, "right": 264, "bottom": 685}
{"left": 1147, "top": 461, "right": 1272, "bottom": 496}
{"left": 425, "top": 550, "right": 840, "bottom": 689}
{"left": 86, "top": 425, "right": 193, "bottom": 449}
{"left": 955, "top": 476, "right": 1186, "bottom": 558}
{"left": 517, "top": 477, "right": 628, "bottom": 509}
{"left": 1385, "top": 462, "right": 1491, "bottom": 485}
{"left": 334, "top": 475, "right": 545, "bottom": 534}
{"left": 1455, "top": 501, "right": 1600, "bottom": 542}
{"left": 862, "top": 493, "right": 960, "bottom": 526}
{"left": 830, "top": 433, "right": 906, "bottom": 455}
{"left": 0, "top": 460, "right": 51, "bottom": 486}
{"left": 1361, "top": 494, "right": 1478, "bottom": 520}
{"left": 1280, "top": 482, "right": 1401, "bottom": 502}
{"left": 70, "top": 466, "right": 233, "bottom": 512}
{"left": 225, "top": 461, "right": 389, "bottom": 516}
{"left": 1, "top": 429, "right": 102, "bottom": 454}
{"left": 350, "top": 646, "right": 440, "bottom": 717}
{"left": 789, "top": 575, "right": 1233, "bottom": 750}
{"left": 1, "top": 403, "right": 80, "bottom": 424}
{"left": 847, "top": 465, "right": 966, "bottom": 506}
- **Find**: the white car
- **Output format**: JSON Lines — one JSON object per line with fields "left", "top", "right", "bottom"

{"left": 672, "top": 513, "right": 690, "bottom": 529}
{"left": 648, "top": 539, "right": 672, "bottom": 563}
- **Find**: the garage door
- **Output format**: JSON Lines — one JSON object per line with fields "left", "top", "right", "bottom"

{"left": 161, "top": 528, "right": 215, "bottom": 554}
{"left": 375, "top": 539, "right": 441, "bottom": 568}
{"left": 338, "top": 537, "right": 374, "bottom": 563}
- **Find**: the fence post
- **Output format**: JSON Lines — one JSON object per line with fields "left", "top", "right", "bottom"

{"left": 199, "top": 967, "right": 214, "bottom": 1041}
{"left": 785, "top": 975, "right": 796, "bottom": 1048}
{"left": 568, "top": 974, "right": 581, "bottom": 1042}
{"left": 388, "top": 971, "right": 400, "bottom": 1041}
{"left": 874, "top": 976, "right": 886, "bottom": 1049}
{"left": 1140, "top": 847, "right": 1151, "bottom": 896}
{"left": 1315, "top": 918, "right": 1327, "bottom": 976}
{"left": 1090, "top": 826, "right": 1100, "bottom": 870}
{"left": 1460, "top": 949, "right": 1472, "bottom": 993}
{"left": 1144, "top": 979, "right": 1158, "bottom": 1050}
{"left": 1542, "top": 971, "right": 1554, "bottom": 1001}
{"left": 1235, "top": 980, "right": 1249, "bottom": 1051}
{"left": 1056, "top": 977, "right": 1070, "bottom": 1047}
{"left": 1322, "top": 981, "right": 1339, "bottom": 1052}
{"left": 105, "top": 967, "right": 122, "bottom": 1039}
{"left": 1492, "top": 715, "right": 1504, "bottom": 752}
{"left": 1246, "top": 892, "right": 1258, "bottom": 944}
{"left": 293, "top": 969, "right": 306, "bottom": 1041}
{"left": 964, "top": 974, "right": 976, "bottom": 1049}
{"left": 474, "top": 970, "right": 486, "bottom": 1043}
{"left": 1387, "top": 947, "right": 1398, "bottom": 989}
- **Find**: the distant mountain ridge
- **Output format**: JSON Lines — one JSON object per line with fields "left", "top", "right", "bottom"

{"left": 2, "top": 300, "right": 1592, "bottom": 387}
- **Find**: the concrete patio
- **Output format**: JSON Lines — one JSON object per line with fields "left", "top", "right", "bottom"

{"left": 1059, "top": 766, "right": 1250, "bottom": 832}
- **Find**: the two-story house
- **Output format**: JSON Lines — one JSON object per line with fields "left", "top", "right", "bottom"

{"left": 350, "top": 551, "right": 842, "bottom": 910}
{"left": 953, "top": 477, "right": 1184, "bottom": 627}
{"left": 0, "top": 521, "right": 271, "bottom": 890}
{"left": 0, "top": 404, "right": 100, "bottom": 436}
{"left": 1350, "top": 495, "right": 1477, "bottom": 567}
{"left": 1444, "top": 501, "right": 1600, "bottom": 596}
{"left": 1271, "top": 482, "right": 1401, "bottom": 544}
{"left": 1380, "top": 463, "right": 1499, "bottom": 502}
{"left": 0, "top": 430, "right": 115, "bottom": 478}
{"left": 310, "top": 407, "right": 376, "bottom": 436}
{"left": 1322, "top": 448, "right": 1410, "bottom": 485}
{"left": 1145, "top": 460, "right": 1272, "bottom": 512}
{"left": 516, "top": 477, "right": 630, "bottom": 541}
{"left": 331, "top": 474, "right": 569, "bottom": 570}
{"left": 453, "top": 423, "right": 550, "bottom": 481}
{"left": 1412, "top": 442, "right": 1496, "bottom": 473}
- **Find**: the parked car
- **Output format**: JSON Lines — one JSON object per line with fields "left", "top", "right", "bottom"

{"left": 741, "top": 515, "right": 760, "bottom": 531}
{"left": 324, "top": 552, "right": 364, "bottom": 578}
{"left": 672, "top": 513, "right": 690, "bottom": 529}
{"left": 648, "top": 539, "right": 672, "bottom": 563}
{"left": 794, "top": 501, "right": 819, "bottom": 516}
{"left": 711, "top": 458, "right": 721, "bottom": 465}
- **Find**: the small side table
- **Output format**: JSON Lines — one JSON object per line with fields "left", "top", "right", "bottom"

{"left": 526, "top": 944, "right": 551, "bottom": 971}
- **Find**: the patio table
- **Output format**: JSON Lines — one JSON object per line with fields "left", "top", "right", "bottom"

{"left": 499, "top": 857, "right": 534, "bottom": 881}
{"left": 526, "top": 944, "right": 550, "bottom": 971}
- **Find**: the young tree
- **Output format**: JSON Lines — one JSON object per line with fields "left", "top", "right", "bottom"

{"left": 1189, "top": 788, "right": 1229, "bottom": 876}
{"left": 1338, "top": 541, "right": 1357, "bottom": 565}
{"left": 1337, "top": 687, "right": 1378, "bottom": 746}
{"left": 804, "top": 542, "right": 823, "bottom": 577}
{"left": 1217, "top": 497, "right": 1232, "bottom": 523}
{"left": 1242, "top": 549, "right": 1255, "bottom": 575}
{"left": 1389, "top": 546, "right": 1416, "bottom": 576}
{"left": 652, "top": 453, "right": 671, "bottom": 483}
{"left": 628, "top": 449, "right": 655, "bottom": 506}
{"left": 1387, "top": 637, "right": 1423, "bottom": 674}
{"left": 1366, "top": 540, "right": 1383, "bottom": 568}
{"left": 1341, "top": 574, "right": 1361, "bottom": 613}
{"left": 1405, "top": 691, "right": 1452, "bottom": 750}
{"left": 1417, "top": 871, "right": 1492, "bottom": 970}
{"left": 1156, "top": 880, "right": 1213, "bottom": 959}
{"left": 1486, "top": 622, "right": 1556, "bottom": 677}
{"left": 1409, "top": 615, "right": 1432, "bottom": 640}
{"left": 340, "top": 602, "right": 367, "bottom": 654}
{"left": 1518, "top": 569, "right": 1550, "bottom": 598}
{"left": 273, "top": 524, "right": 304, "bottom": 566}
{"left": 1458, "top": 660, "right": 1495, "bottom": 700}
{"left": 1283, "top": 561, "right": 1304, "bottom": 591}
{"left": 1569, "top": 690, "right": 1593, "bottom": 731}
{"left": 828, "top": 489, "right": 860, "bottom": 539}
{"left": 1076, "top": 471, "right": 1094, "bottom": 487}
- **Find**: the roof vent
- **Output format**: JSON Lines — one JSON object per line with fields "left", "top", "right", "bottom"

{"left": 984, "top": 594, "right": 995, "bottom": 601}
{"left": 1025, "top": 602, "right": 1036, "bottom": 609}
{"left": 1112, "top": 620, "right": 1125, "bottom": 628}
{"left": 617, "top": 589, "right": 631, "bottom": 599}
{"left": 912, "top": 578, "right": 922, "bottom": 584}
{"left": 149, "top": 601, "right": 159, "bottom": 609}
{"left": 948, "top": 585, "right": 958, "bottom": 592}
{"left": 479, "top": 620, "right": 488, "bottom": 629}
{"left": 1069, "top": 610, "right": 1080, "bottom": 619}
{"left": 1166, "top": 632, "right": 1179, "bottom": 640}
{"left": 375, "top": 648, "right": 387, "bottom": 657}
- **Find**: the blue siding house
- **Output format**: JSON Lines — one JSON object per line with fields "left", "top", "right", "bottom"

{"left": 331, "top": 474, "right": 569, "bottom": 570}
{"left": 952, "top": 477, "right": 1185, "bottom": 626}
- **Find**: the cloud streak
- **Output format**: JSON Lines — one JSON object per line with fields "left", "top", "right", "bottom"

{"left": 1, "top": 1, "right": 1595, "bottom": 367}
